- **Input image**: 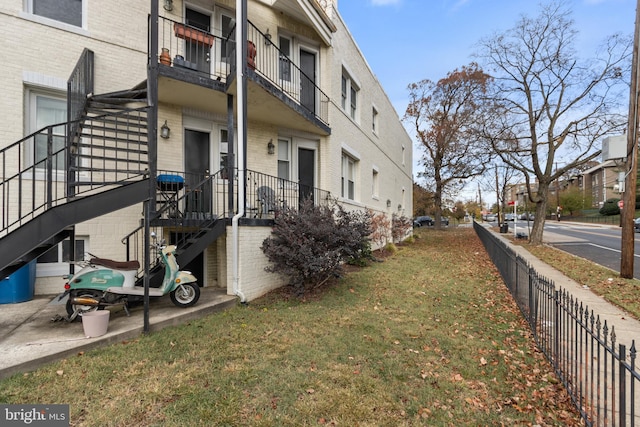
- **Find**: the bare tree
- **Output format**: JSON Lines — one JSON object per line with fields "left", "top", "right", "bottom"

{"left": 405, "top": 63, "right": 494, "bottom": 228}
{"left": 493, "top": 163, "right": 520, "bottom": 224}
{"left": 475, "top": 2, "right": 632, "bottom": 244}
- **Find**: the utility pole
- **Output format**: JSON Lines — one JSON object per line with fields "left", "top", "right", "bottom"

{"left": 620, "top": 0, "right": 640, "bottom": 278}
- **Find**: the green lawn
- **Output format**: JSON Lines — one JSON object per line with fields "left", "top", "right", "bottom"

{"left": 0, "top": 228, "right": 581, "bottom": 426}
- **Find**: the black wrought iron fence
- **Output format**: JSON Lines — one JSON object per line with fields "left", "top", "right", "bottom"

{"left": 474, "top": 221, "right": 640, "bottom": 426}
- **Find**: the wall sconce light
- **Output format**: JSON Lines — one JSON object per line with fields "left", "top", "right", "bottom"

{"left": 265, "top": 29, "right": 272, "bottom": 46}
{"left": 163, "top": 0, "right": 173, "bottom": 11}
{"left": 386, "top": 199, "right": 391, "bottom": 208}
{"left": 267, "top": 139, "right": 275, "bottom": 155}
{"left": 160, "top": 120, "right": 171, "bottom": 139}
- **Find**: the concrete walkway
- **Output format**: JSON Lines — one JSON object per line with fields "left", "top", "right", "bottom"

{"left": 0, "top": 288, "right": 236, "bottom": 380}
{"left": 518, "top": 222, "right": 640, "bottom": 349}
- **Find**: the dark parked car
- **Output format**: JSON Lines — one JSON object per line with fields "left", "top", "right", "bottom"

{"left": 413, "top": 216, "right": 449, "bottom": 227}
{"left": 413, "top": 216, "right": 433, "bottom": 227}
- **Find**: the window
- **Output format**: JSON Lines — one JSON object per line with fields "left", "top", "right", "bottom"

{"left": 37, "top": 237, "right": 88, "bottom": 277}
{"left": 279, "top": 36, "right": 292, "bottom": 82}
{"left": 220, "top": 13, "right": 235, "bottom": 63}
{"left": 185, "top": 8, "right": 212, "bottom": 73}
{"left": 341, "top": 69, "right": 359, "bottom": 121}
{"left": 277, "top": 139, "right": 290, "bottom": 180}
{"left": 341, "top": 75, "right": 347, "bottom": 110}
{"left": 372, "top": 107, "right": 378, "bottom": 134}
{"left": 372, "top": 168, "right": 379, "bottom": 198}
{"left": 219, "top": 128, "right": 230, "bottom": 179}
{"left": 341, "top": 153, "right": 356, "bottom": 200}
{"left": 29, "top": 0, "right": 83, "bottom": 27}
{"left": 350, "top": 86, "right": 357, "bottom": 119}
{"left": 28, "top": 91, "right": 67, "bottom": 171}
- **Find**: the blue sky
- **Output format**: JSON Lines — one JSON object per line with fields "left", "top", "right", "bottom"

{"left": 338, "top": 0, "right": 636, "bottom": 202}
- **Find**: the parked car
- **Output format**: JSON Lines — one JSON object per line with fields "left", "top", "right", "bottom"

{"left": 504, "top": 213, "right": 516, "bottom": 221}
{"left": 485, "top": 214, "right": 497, "bottom": 222}
{"left": 413, "top": 216, "right": 433, "bottom": 227}
{"left": 635, "top": 217, "right": 640, "bottom": 232}
{"left": 519, "top": 212, "right": 535, "bottom": 221}
{"left": 413, "top": 216, "right": 449, "bottom": 227}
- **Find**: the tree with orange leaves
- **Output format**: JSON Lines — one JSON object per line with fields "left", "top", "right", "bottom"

{"left": 405, "top": 62, "right": 493, "bottom": 229}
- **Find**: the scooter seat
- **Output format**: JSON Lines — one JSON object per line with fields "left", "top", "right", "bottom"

{"left": 90, "top": 258, "right": 140, "bottom": 271}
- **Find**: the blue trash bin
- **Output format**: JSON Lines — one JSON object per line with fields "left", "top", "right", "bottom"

{"left": 0, "top": 260, "right": 36, "bottom": 304}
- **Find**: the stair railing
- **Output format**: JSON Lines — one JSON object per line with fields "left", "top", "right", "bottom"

{"left": 121, "top": 169, "right": 228, "bottom": 277}
{"left": 67, "top": 48, "right": 94, "bottom": 198}
{"left": 0, "top": 121, "right": 74, "bottom": 238}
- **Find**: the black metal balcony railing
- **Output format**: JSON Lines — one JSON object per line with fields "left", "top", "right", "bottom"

{"left": 246, "top": 22, "right": 330, "bottom": 125}
{"left": 156, "top": 16, "right": 329, "bottom": 125}
{"left": 245, "top": 169, "right": 333, "bottom": 218}
{"left": 121, "top": 167, "right": 332, "bottom": 277}
{"left": 158, "top": 16, "right": 233, "bottom": 82}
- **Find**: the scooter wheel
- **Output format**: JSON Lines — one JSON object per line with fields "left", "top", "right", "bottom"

{"left": 170, "top": 283, "right": 200, "bottom": 307}
{"left": 66, "top": 290, "right": 103, "bottom": 321}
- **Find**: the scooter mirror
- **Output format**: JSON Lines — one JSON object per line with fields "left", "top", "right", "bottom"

{"left": 150, "top": 232, "right": 157, "bottom": 240}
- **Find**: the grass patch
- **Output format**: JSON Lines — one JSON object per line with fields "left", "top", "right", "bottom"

{"left": 0, "top": 228, "right": 581, "bottom": 426}
{"left": 522, "top": 242, "right": 640, "bottom": 320}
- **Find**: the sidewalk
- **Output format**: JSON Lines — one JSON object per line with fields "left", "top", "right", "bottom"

{"left": 0, "top": 288, "right": 236, "bottom": 380}
{"left": 505, "top": 220, "right": 640, "bottom": 348}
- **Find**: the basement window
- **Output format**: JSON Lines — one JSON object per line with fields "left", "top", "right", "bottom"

{"left": 37, "top": 237, "right": 89, "bottom": 277}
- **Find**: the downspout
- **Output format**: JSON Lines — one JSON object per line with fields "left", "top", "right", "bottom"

{"left": 231, "top": 0, "right": 247, "bottom": 302}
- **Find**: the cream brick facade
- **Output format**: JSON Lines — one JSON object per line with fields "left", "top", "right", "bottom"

{"left": 0, "top": 0, "right": 412, "bottom": 302}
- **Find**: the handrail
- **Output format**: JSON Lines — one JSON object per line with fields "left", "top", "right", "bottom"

{"left": 155, "top": 16, "right": 330, "bottom": 125}
{"left": 0, "top": 106, "right": 149, "bottom": 239}
{"left": 247, "top": 20, "right": 330, "bottom": 125}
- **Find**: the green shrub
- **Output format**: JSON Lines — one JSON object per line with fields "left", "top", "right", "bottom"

{"left": 599, "top": 198, "right": 621, "bottom": 216}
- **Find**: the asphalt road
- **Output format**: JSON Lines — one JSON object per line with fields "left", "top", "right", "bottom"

{"left": 541, "top": 221, "right": 640, "bottom": 279}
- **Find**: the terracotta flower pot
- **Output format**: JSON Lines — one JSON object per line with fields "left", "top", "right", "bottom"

{"left": 159, "top": 48, "right": 171, "bottom": 66}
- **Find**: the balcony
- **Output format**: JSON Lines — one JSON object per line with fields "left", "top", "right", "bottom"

{"left": 155, "top": 16, "right": 330, "bottom": 134}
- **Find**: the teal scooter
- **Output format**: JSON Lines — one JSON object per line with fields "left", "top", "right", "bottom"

{"left": 61, "top": 237, "right": 200, "bottom": 321}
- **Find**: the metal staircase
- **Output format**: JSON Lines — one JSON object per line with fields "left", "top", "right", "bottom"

{"left": 121, "top": 170, "right": 229, "bottom": 288}
{"left": 0, "top": 50, "right": 151, "bottom": 277}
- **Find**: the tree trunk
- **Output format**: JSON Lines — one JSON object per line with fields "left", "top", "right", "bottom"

{"left": 529, "top": 182, "right": 550, "bottom": 245}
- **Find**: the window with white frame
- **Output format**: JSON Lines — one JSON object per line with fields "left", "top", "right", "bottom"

{"left": 372, "top": 106, "right": 379, "bottom": 134}
{"left": 28, "top": 0, "right": 84, "bottom": 27}
{"left": 279, "top": 36, "right": 292, "bottom": 82}
{"left": 277, "top": 138, "right": 290, "bottom": 180}
{"left": 341, "top": 69, "right": 359, "bottom": 121}
{"left": 341, "top": 75, "right": 347, "bottom": 110}
{"left": 220, "top": 12, "right": 235, "bottom": 63}
{"left": 219, "top": 128, "right": 233, "bottom": 179}
{"left": 37, "top": 236, "right": 88, "bottom": 277}
{"left": 341, "top": 153, "right": 357, "bottom": 200}
{"left": 27, "top": 90, "right": 67, "bottom": 171}
{"left": 372, "top": 168, "right": 379, "bottom": 199}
